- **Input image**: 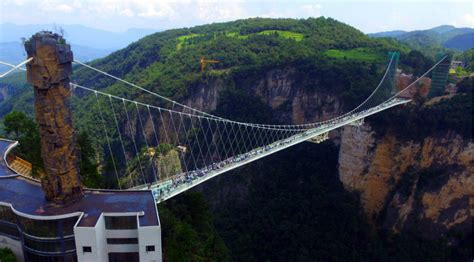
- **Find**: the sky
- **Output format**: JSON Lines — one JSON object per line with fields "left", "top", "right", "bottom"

{"left": 0, "top": 0, "right": 473, "bottom": 33}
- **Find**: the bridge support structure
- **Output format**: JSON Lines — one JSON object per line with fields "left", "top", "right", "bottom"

{"left": 348, "top": 118, "right": 364, "bottom": 127}
{"left": 430, "top": 54, "right": 452, "bottom": 97}
{"left": 307, "top": 132, "right": 329, "bottom": 144}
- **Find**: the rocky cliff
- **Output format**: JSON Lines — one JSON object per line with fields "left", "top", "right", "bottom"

{"left": 184, "top": 67, "right": 344, "bottom": 125}
{"left": 25, "top": 31, "right": 83, "bottom": 204}
{"left": 338, "top": 122, "right": 472, "bottom": 240}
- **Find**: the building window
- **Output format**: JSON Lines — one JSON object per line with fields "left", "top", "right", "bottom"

{"left": 18, "top": 215, "right": 79, "bottom": 238}
{"left": 146, "top": 245, "right": 155, "bottom": 252}
{"left": 83, "top": 246, "right": 92, "bottom": 253}
{"left": 104, "top": 216, "right": 137, "bottom": 230}
{"left": 107, "top": 238, "right": 138, "bottom": 245}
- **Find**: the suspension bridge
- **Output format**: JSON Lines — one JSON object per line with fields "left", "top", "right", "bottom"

{"left": 0, "top": 51, "right": 451, "bottom": 204}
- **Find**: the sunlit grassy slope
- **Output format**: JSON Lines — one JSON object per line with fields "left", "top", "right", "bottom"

{"left": 325, "top": 48, "right": 383, "bottom": 62}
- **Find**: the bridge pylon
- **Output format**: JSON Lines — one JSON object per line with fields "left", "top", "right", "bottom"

{"left": 429, "top": 53, "right": 452, "bottom": 97}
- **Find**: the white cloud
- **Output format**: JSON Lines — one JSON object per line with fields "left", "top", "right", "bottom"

{"left": 136, "top": 1, "right": 175, "bottom": 19}
{"left": 56, "top": 3, "right": 72, "bottom": 12}
{"left": 195, "top": 1, "right": 247, "bottom": 21}
{"left": 1, "top": 0, "right": 471, "bottom": 33}
{"left": 120, "top": 8, "right": 135, "bottom": 18}
{"left": 39, "top": 0, "right": 73, "bottom": 13}
{"left": 452, "top": 13, "right": 474, "bottom": 27}
{"left": 300, "top": 4, "right": 322, "bottom": 17}
{"left": 260, "top": 3, "right": 322, "bottom": 19}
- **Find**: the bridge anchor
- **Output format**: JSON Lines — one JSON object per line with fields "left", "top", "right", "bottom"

{"left": 348, "top": 118, "right": 364, "bottom": 127}
{"left": 307, "top": 132, "right": 329, "bottom": 144}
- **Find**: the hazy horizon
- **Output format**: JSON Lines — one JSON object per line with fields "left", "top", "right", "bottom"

{"left": 0, "top": 20, "right": 472, "bottom": 35}
{"left": 0, "top": 0, "right": 472, "bottom": 34}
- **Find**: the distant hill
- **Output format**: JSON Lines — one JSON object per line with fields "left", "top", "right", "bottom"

{"left": 0, "top": 41, "right": 113, "bottom": 69}
{"left": 444, "top": 33, "right": 474, "bottom": 51}
{"left": 0, "top": 23, "right": 159, "bottom": 49}
{"left": 368, "top": 30, "right": 406, "bottom": 38}
{"left": 369, "top": 25, "right": 474, "bottom": 52}
{"left": 0, "top": 23, "right": 160, "bottom": 71}
{"left": 0, "top": 17, "right": 410, "bottom": 118}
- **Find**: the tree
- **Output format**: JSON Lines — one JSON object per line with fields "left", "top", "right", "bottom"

{"left": 77, "top": 131, "right": 102, "bottom": 188}
{"left": 3, "top": 111, "right": 43, "bottom": 176}
{"left": 0, "top": 247, "right": 16, "bottom": 262}
{"left": 3, "top": 111, "right": 35, "bottom": 139}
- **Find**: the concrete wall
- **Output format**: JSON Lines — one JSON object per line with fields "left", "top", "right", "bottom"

{"left": 138, "top": 226, "right": 162, "bottom": 262}
{"left": 75, "top": 213, "right": 162, "bottom": 262}
{"left": 74, "top": 215, "right": 107, "bottom": 262}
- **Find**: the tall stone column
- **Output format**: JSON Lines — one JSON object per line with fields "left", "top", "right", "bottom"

{"left": 25, "top": 31, "right": 83, "bottom": 204}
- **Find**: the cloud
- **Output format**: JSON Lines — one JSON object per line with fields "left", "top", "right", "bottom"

{"left": 120, "top": 8, "right": 135, "bottom": 18}
{"left": 195, "top": 1, "right": 247, "bottom": 21}
{"left": 56, "top": 3, "right": 72, "bottom": 12}
{"left": 300, "top": 4, "right": 322, "bottom": 17}
{"left": 452, "top": 13, "right": 474, "bottom": 27}
{"left": 134, "top": 0, "right": 176, "bottom": 19}
{"left": 39, "top": 0, "right": 71, "bottom": 12}
{"left": 260, "top": 3, "right": 322, "bottom": 19}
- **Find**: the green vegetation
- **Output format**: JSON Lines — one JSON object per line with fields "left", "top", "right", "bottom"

{"left": 157, "top": 143, "right": 174, "bottom": 155}
{"left": 456, "top": 76, "right": 473, "bottom": 94}
{"left": 199, "top": 142, "right": 471, "bottom": 261}
{"left": 399, "top": 50, "right": 434, "bottom": 76}
{"left": 2, "top": 111, "right": 102, "bottom": 187}
{"left": 77, "top": 131, "right": 102, "bottom": 188}
{"left": 370, "top": 92, "right": 472, "bottom": 140}
{"left": 224, "top": 31, "right": 248, "bottom": 39}
{"left": 0, "top": 247, "right": 16, "bottom": 262}
{"left": 3, "top": 111, "right": 42, "bottom": 176}
{"left": 371, "top": 26, "right": 474, "bottom": 57}
{"left": 257, "top": 30, "right": 304, "bottom": 41}
{"left": 0, "top": 18, "right": 471, "bottom": 260}
{"left": 457, "top": 48, "right": 474, "bottom": 72}
{"left": 176, "top": 33, "right": 204, "bottom": 50}
{"left": 225, "top": 29, "right": 304, "bottom": 41}
{"left": 158, "top": 192, "right": 230, "bottom": 261}
{"left": 68, "top": 17, "right": 406, "bottom": 101}
{"left": 325, "top": 48, "right": 383, "bottom": 62}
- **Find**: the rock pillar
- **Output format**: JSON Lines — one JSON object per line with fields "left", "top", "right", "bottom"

{"left": 25, "top": 31, "right": 83, "bottom": 204}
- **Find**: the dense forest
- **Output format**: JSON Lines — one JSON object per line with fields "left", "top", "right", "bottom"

{"left": 0, "top": 18, "right": 472, "bottom": 261}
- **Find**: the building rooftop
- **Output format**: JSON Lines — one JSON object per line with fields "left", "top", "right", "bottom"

{"left": 0, "top": 139, "right": 159, "bottom": 227}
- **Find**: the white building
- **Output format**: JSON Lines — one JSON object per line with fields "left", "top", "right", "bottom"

{"left": 0, "top": 139, "right": 162, "bottom": 262}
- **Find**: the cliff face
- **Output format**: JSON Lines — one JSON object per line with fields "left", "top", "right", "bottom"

{"left": 339, "top": 123, "right": 473, "bottom": 239}
{"left": 184, "top": 67, "right": 344, "bottom": 125}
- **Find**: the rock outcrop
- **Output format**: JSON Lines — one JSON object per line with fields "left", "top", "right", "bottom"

{"left": 25, "top": 31, "right": 83, "bottom": 204}
{"left": 395, "top": 72, "right": 431, "bottom": 99}
{"left": 184, "top": 67, "right": 344, "bottom": 126}
{"left": 338, "top": 123, "right": 472, "bottom": 239}
{"left": 155, "top": 149, "right": 183, "bottom": 180}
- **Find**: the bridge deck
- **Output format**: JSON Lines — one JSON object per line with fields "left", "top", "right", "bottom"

{"left": 142, "top": 98, "right": 410, "bottom": 203}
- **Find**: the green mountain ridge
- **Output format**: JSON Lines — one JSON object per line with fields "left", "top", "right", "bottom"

{"left": 369, "top": 25, "right": 474, "bottom": 52}
{"left": 0, "top": 17, "right": 412, "bottom": 120}
{"left": 0, "top": 18, "right": 472, "bottom": 261}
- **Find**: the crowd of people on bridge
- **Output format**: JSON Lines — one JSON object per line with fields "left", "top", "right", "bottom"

{"left": 150, "top": 98, "right": 405, "bottom": 201}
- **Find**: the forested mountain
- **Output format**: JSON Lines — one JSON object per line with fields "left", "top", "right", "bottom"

{"left": 444, "top": 33, "right": 474, "bottom": 51}
{"left": 0, "top": 18, "right": 471, "bottom": 261}
{"left": 370, "top": 25, "right": 474, "bottom": 52}
{"left": 0, "top": 17, "right": 413, "bottom": 119}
